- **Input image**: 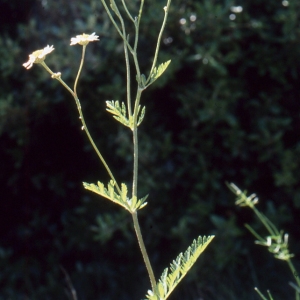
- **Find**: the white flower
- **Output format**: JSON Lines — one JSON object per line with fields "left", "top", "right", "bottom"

{"left": 23, "top": 45, "right": 54, "bottom": 69}
{"left": 70, "top": 32, "right": 99, "bottom": 46}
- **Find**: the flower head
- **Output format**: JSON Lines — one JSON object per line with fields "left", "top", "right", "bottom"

{"left": 70, "top": 32, "right": 99, "bottom": 46}
{"left": 23, "top": 45, "right": 54, "bottom": 69}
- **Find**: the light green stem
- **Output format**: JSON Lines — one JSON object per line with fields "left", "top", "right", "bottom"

{"left": 100, "top": 0, "right": 134, "bottom": 52}
{"left": 98, "top": 0, "right": 172, "bottom": 291}
{"left": 132, "top": 89, "right": 142, "bottom": 198}
{"left": 129, "top": 3, "right": 156, "bottom": 287}
{"left": 40, "top": 61, "right": 121, "bottom": 195}
{"left": 101, "top": 0, "right": 142, "bottom": 79}
{"left": 287, "top": 259, "right": 300, "bottom": 288}
{"left": 252, "top": 206, "right": 278, "bottom": 236}
{"left": 146, "top": 0, "right": 172, "bottom": 84}
{"left": 73, "top": 45, "right": 86, "bottom": 98}
{"left": 132, "top": 211, "right": 156, "bottom": 290}
{"left": 124, "top": 39, "right": 132, "bottom": 117}
{"left": 130, "top": 90, "right": 156, "bottom": 289}
{"left": 133, "top": 0, "right": 144, "bottom": 52}
{"left": 110, "top": 1, "right": 133, "bottom": 117}
{"left": 40, "top": 62, "right": 74, "bottom": 95}
{"left": 121, "top": 0, "right": 135, "bottom": 23}
{"left": 107, "top": 0, "right": 156, "bottom": 288}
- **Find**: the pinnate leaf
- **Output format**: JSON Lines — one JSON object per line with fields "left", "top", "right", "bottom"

{"left": 148, "top": 60, "right": 171, "bottom": 85}
{"left": 106, "top": 100, "right": 130, "bottom": 127}
{"left": 144, "top": 235, "right": 214, "bottom": 300}
{"left": 83, "top": 180, "right": 148, "bottom": 212}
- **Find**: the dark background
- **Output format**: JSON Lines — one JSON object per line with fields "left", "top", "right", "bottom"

{"left": 0, "top": 0, "right": 300, "bottom": 299}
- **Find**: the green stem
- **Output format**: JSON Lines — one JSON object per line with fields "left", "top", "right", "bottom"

{"left": 74, "top": 45, "right": 86, "bottom": 97}
{"left": 100, "top": 0, "right": 134, "bottom": 52}
{"left": 102, "top": 0, "right": 142, "bottom": 79}
{"left": 121, "top": 0, "right": 135, "bottom": 23}
{"left": 146, "top": 0, "right": 172, "bottom": 84}
{"left": 130, "top": 0, "right": 144, "bottom": 81}
{"left": 132, "top": 211, "right": 156, "bottom": 290}
{"left": 41, "top": 62, "right": 74, "bottom": 95}
{"left": 287, "top": 259, "right": 300, "bottom": 288}
{"left": 124, "top": 38, "right": 132, "bottom": 117}
{"left": 99, "top": 0, "right": 170, "bottom": 290}
{"left": 120, "top": 4, "right": 154, "bottom": 284}
{"left": 40, "top": 61, "right": 122, "bottom": 195}
{"left": 131, "top": 89, "right": 156, "bottom": 288}
{"left": 252, "top": 206, "right": 278, "bottom": 236}
{"left": 287, "top": 259, "right": 300, "bottom": 300}
{"left": 132, "top": 89, "right": 142, "bottom": 198}
{"left": 74, "top": 97, "right": 121, "bottom": 194}
{"left": 111, "top": 1, "right": 133, "bottom": 117}
{"left": 133, "top": 0, "right": 144, "bottom": 52}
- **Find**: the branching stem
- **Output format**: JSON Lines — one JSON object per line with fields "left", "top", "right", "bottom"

{"left": 40, "top": 60, "right": 122, "bottom": 195}
{"left": 147, "top": 0, "right": 171, "bottom": 84}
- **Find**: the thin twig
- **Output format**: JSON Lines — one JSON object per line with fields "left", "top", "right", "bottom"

{"left": 60, "top": 265, "right": 78, "bottom": 300}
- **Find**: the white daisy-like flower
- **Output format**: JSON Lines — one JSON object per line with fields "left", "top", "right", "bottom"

{"left": 70, "top": 32, "right": 99, "bottom": 46}
{"left": 23, "top": 45, "right": 54, "bottom": 69}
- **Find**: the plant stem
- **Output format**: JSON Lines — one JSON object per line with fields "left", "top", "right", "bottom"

{"left": 99, "top": 0, "right": 172, "bottom": 291}
{"left": 132, "top": 88, "right": 142, "bottom": 198}
{"left": 121, "top": 0, "right": 155, "bottom": 288}
{"left": 252, "top": 206, "right": 278, "bottom": 236}
{"left": 132, "top": 211, "right": 156, "bottom": 290}
{"left": 100, "top": 0, "right": 134, "bottom": 52}
{"left": 147, "top": 0, "right": 172, "bottom": 84}
{"left": 121, "top": 0, "right": 135, "bottom": 23}
{"left": 131, "top": 87, "right": 155, "bottom": 290}
{"left": 40, "top": 61, "right": 122, "bottom": 195}
{"left": 74, "top": 96, "right": 122, "bottom": 194}
{"left": 124, "top": 37, "right": 132, "bottom": 117}
{"left": 73, "top": 45, "right": 86, "bottom": 98}
{"left": 41, "top": 62, "right": 74, "bottom": 95}
{"left": 287, "top": 259, "right": 300, "bottom": 288}
{"left": 133, "top": 0, "right": 144, "bottom": 52}
{"left": 112, "top": 2, "right": 133, "bottom": 117}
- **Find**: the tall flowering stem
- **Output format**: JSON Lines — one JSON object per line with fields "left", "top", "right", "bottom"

{"left": 99, "top": 0, "right": 172, "bottom": 290}
{"left": 23, "top": 38, "right": 121, "bottom": 195}
{"left": 23, "top": 0, "right": 173, "bottom": 292}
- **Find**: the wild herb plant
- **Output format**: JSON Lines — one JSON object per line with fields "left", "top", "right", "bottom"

{"left": 22, "top": 1, "right": 214, "bottom": 298}
{"left": 228, "top": 183, "right": 300, "bottom": 300}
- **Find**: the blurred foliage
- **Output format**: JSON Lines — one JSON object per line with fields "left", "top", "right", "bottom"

{"left": 0, "top": 0, "right": 300, "bottom": 299}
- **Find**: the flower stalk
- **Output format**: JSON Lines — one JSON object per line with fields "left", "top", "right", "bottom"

{"left": 23, "top": 37, "right": 121, "bottom": 195}
{"left": 23, "top": 0, "right": 173, "bottom": 294}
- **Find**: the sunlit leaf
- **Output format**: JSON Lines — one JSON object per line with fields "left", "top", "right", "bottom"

{"left": 145, "top": 235, "right": 214, "bottom": 300}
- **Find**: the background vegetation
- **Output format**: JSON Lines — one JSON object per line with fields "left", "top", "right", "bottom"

{"left": 0, "top": 0, "right": 299, "bottom": 299}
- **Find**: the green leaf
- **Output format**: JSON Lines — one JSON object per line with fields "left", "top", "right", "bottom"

{"left": 128, "top": 105, "right": 146, "bottom": 129}
{"left": 106, "top": 100, "right": 130, "bottom": 127}
{"left": 148, "top": 60, "right": 171, "bottom": 86}
{"left": 137, "top": 106, "right": 146, "bottom": 127}
{"left": 83, "top": 180, "right": 129, "bottom": 211}
{"left": 127, "top": 194, "right": 148, "bottom": 211}
{"left": 145, "top": 235, "right": 214, "bottom": 300}
{"left": 83, "top": 180, "right": 148, "bottom": 212}
{"left": 141, "top": 74, "right": 147, "bottom": 87}
{"left": 121, "top": 183, "right": 128, "bottom": 201}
